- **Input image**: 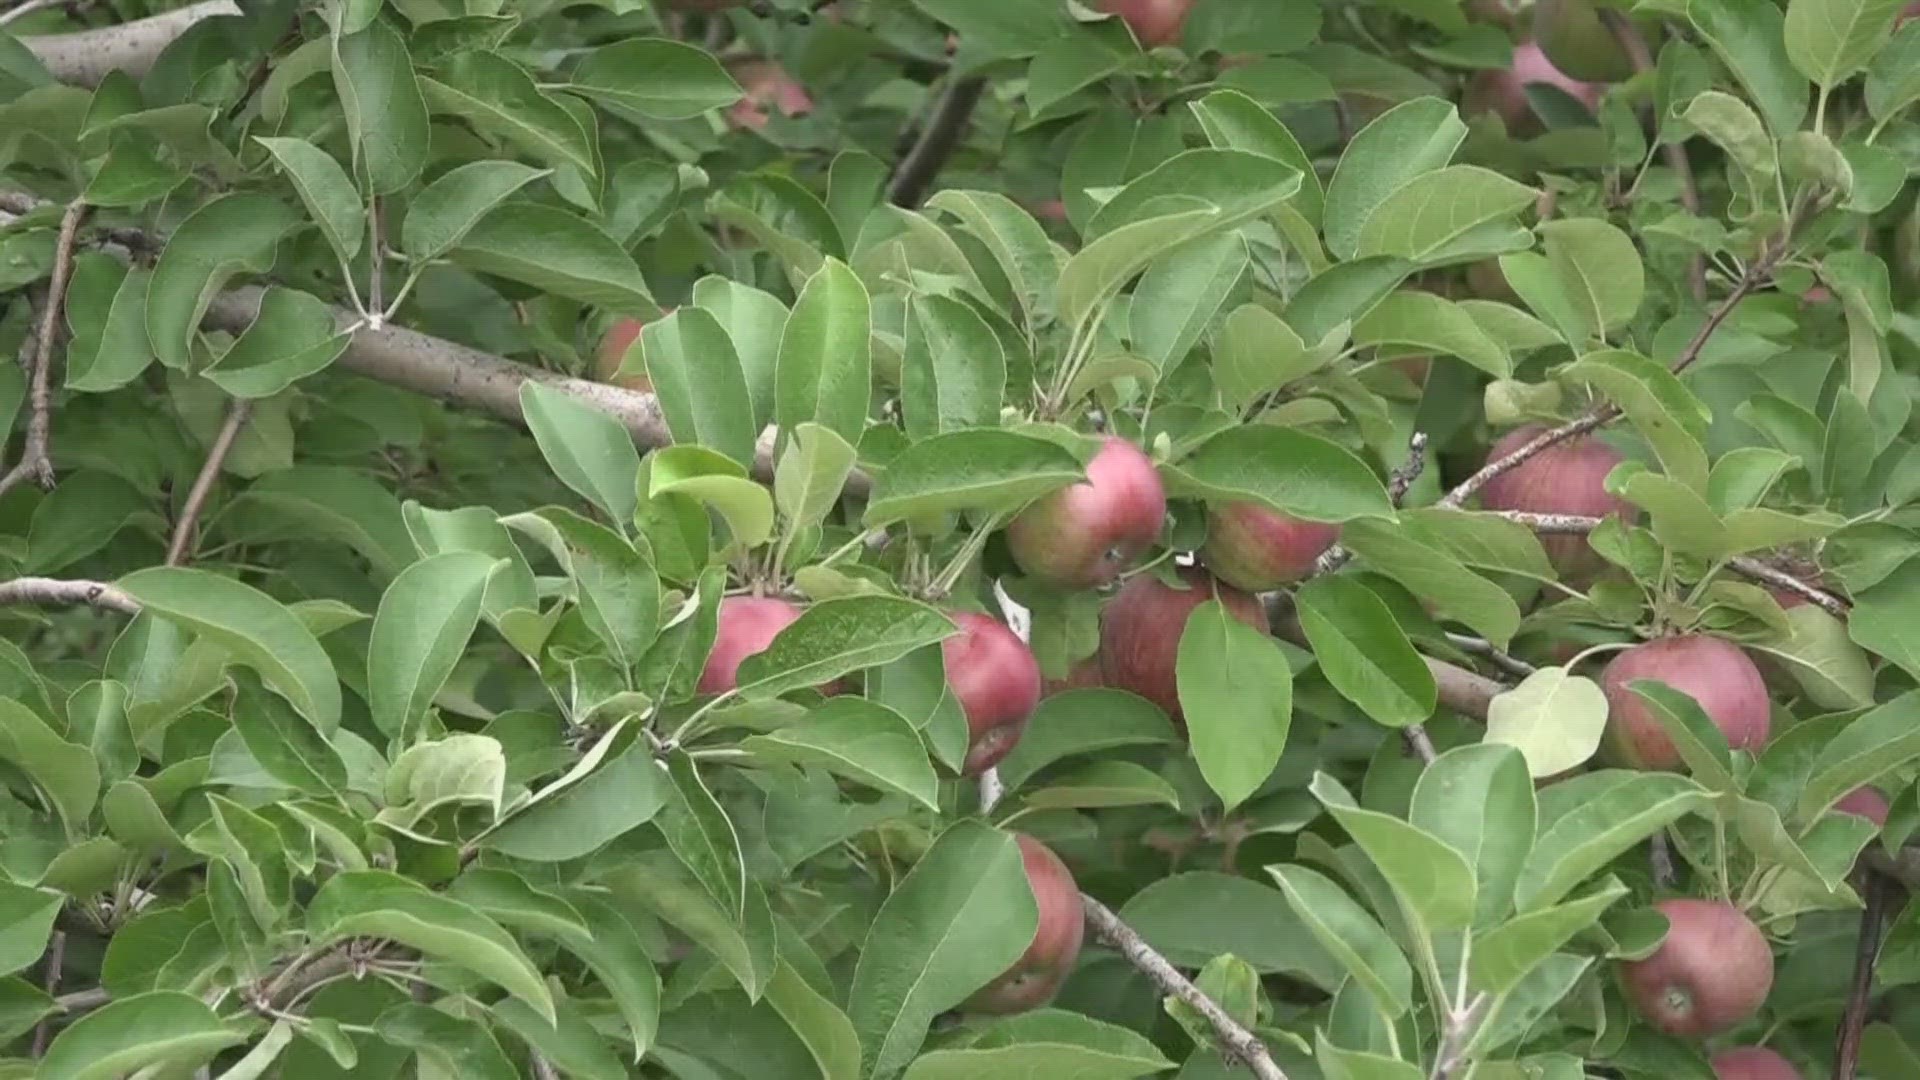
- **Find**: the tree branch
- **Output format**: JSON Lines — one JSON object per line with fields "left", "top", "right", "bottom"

{"left": 887, "top": 77, "right": 987, "bottom": 208}
{"left": 0, "top": 577, "right": 140, "bottom": 615}
{"left": 1081, "top": 894, "right": 1288, "bottom": 1080}
{"left": 1435, "top": 410, "right": 1614, "bottom": 511}
{"left": 1833, "top": 870, "right": 1893, "bottom": 1080}
{"left": 1315, "top": 431, "right": 1427, "bottom": 576}
{"left": 0, "top": 0, "right": 63, "bottom": 29}
{"left": 19, "top": 0, "right": 237, "bottom": 85}
{"left": 0, "top": 198, "right": 88, "bottom": 501}
{"left": 166, "top": 398, "right": 252, "bottom": 566}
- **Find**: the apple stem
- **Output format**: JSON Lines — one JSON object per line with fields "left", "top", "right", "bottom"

{"left": 1081, "top": 894, "right": 1290, "bottom": 1080}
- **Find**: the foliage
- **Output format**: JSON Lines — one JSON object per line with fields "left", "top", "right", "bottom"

{"left": 0, "top": 0, "right": 1918, "bottom": 1076}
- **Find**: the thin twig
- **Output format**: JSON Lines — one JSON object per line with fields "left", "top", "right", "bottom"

{"left": 1600, "top": 12, "right": 1704, "bottom": 302}
{"left": 0, "top": 576, "right": 140, "bottom": 615}
{"left": 0, "top": 0, "right": 61, "bottom": 27}
{"left": 0, "top": 199, "right": 89, "bottom": 500}
{"left": 166, "top": 399, "right": 252, "bottom": 565}
{"left": 1081, "top": 894, "right": 1288, "bottom": 1080}
{"left": 1314, "top": 431, "right": 1428, "bottom": 576}
{"left": 1649, "top": 833, "right": 1677, "bottom": 889}
{"left": 532, "top": 1054, "right": 561, "bottom": 1080}
{"left": 31, "top": 931, "right": 64, "bottom": 1056}
{"left": 1833, "top": 871, "right": 1893, "bottom": 1080}
{"left": 366, "top": 195, "right": 385, "bottom": 328}
{"left": 887, "top": 77, "right": 987, "bottom": 208}
{"left": 1436, "top": 410, "right": 1614, "bottom": 510}
{"left": 1402, "top": 725, "right": 1439, "bottom": 765}
{"left": 1445, "top": 632, "right": 1536, "bottom": 679}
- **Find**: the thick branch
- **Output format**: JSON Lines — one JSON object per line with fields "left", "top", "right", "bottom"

{"left": 1082, "top": 894, "right": 1288, "bottom": 1080}
{"left": 887, "top": 77, "right": 987, "bottom": 208}
{"left": 0, "top": 577, "right": 141, "bottom": 615}
{"left": 0, "top": 198, "right": 88, "bottom": 500}
{"left": 1833, "top": 870, "right": 1892, "bottom": 1080}
{"left": 20, "top": 0, "right": 238, "bottom": 85}
{"left": 166, "top": 399, "right": 252, "bottom": 565}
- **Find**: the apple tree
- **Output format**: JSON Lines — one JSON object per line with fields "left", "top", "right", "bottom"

{"left": 0, "top": 0, "right": 1918, "bottom": 1077}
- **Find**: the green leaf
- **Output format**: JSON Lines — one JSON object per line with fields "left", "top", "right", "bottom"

{"left": 654, "top": 748, "right": 746, "bottom": 919}
{"left": 38, "top": 991, "right": 244, "bottom": 1080}
{"left": 1866, "top": 21, "right": 1920, "bottom": 119}
{"left": 848, "top": 821, "right": 1038, "bottom": 1078}
{"left": 568, "top": 39, "right": 744, "bottom": 119}
{"left": 1799, "top": 691, "right": 1920, "bottom": 822}
{"left": 863, "top": 429, "right": 1084, "bottom": 527}
{"left": 1785, "top": 0, "right": 1903, "bottom": 87}
{"left": 1128, "top": 231, "right": 1248, "bottom": 374}
{"left": 254, "top": 137, "right": 364, "bottom": 265}
{"left": 0, "top": 883, "right": 59, "bottom": 978}
{"left": 1850, "top": 557, "right": 1920, "bottom": 682}
{"left": 1353, "top": 291, "right": 1510, "bottom": 378}
{"left": 1311, "top": 773, "right": 1477, "bottom": 932}
{"left": 742, "top": 697, "right": 939, "bottom": 810}
{"left": 774, "top": 258, "right": 872, "bottom": 447}
{"left": 1354, "top": 165, "right": 1536, "bottom": 264}
{"left": 1268, "top": 865, "right": 1415, "bottom": 1017}
{"left": 690, "top": 276, "right": 787, "bottom": 431}
{"left": 238, "top": 465, "right": 416, "bottom": 577}
{"left": 1560, "top": 349, "right": 1710, "bottom": 492}
{"left": 560, "top": 896, "right": 662, "bottom": 1059}
{"left": 330, "top": 20, "right": 430, "bottom": 193}
{"left": 372, "top": 1003, "right": 516, "bottom": 1080}
{"left": 1629, "top": 679, "right": 1736, "bottom": 791}
{"left": 445, "top": 868, "right": 589, "bottom": 940}
{"left": 611, "top": 851, "right": 778, "bottom": 999}
{"left": 481, "top": 731, "right": 666, "bottom": 860}
{"left": 419, "top": 51, "right": 593, "bottom": 176}
{"left": 1213, "top": 302, "right": 1321, "bottom": 410}
{"left": 115, "top": 567, "right": 340, "bottom": 732}
{"left": 64, "top": 259, "right": 154, "bottom": 391}
{"left": 1688, "top": 0, "right": 1809, "bottom": 136}
{"left": 308, "top": 870, "right": 556, "bottom": 1023}
{"left": 1163, "top": 426, "right": 1393, "bottom": 522}
{"left": 926, "top": 190, "right": 1060, "bottom": 331}
{"left": 1055, "top": 208, "right": 1226, "bottom": 332}
{"left": 1088, "top": 149, "right": 1303, "bottom": 241}
{"left": 1750, "top": 604, "right": 1876, "bottom": 711}
{"left": 145, "top": 194, "right": 302, "bottom": 369}
{"left": 23, "top": 470, "right": 151, "bottom": 575}
{"left": 1296, "top": 576, "right": 1436, "bottom": 727}
{"left": 203, "top": 287, "right": 352, "bottom": 399}
{"left": 1323, "top": 97, "right": 1467, "bottom": 261}
{"left": 1178, "top": 599, "right": 1294, "bottom": 811}
{"left": 402, "top": 502, "right": 540, "bottom": 634}
{"left": 1471, "top": 879, "right": 1629, "bottom": 993}
{"left": 1410, "top": 744, "right": 1537, "bottom": 927}
{"left": 994, "top": 688, "right": 1178, "bottom": 794}
{"left": 902, "top": 293, "right": 1008, "bottom": 437}
{"left": 1022, "top": 760, "right": 1181, "bottom": 809}
{"left": 1515, "top": 771, "right": 1710, "bottom": 910}
{"left": 1190, "top": 89, "right": 1324, "bottom": 224}
{"left": 366, "top": 552, "right": 497, "bottom": 738}
{"left": 647, "top": 445, "right": 773, "bottom": 552}
{"left": 641, "top": 307, "right": 761, "bottom": 472}
{"left": 379, "top": 734, "right": 506, "bottom": 828}
{"left": 774, "top": 422, "right": 857, "bottom": 531}
{"left": 1483, "top": 667, "right": 1608, "bottom": 779}
{"left": 400, "top": 160, "right": 551, "bottom": 261}
{"left": 451, "top": 203, "right": 656, "bottom": 316}
{"left": 519, "top": 381, "right": 642, "bottom": 527}
{"left": 902, "top": 1010, "right": 1173, "bottom": 1080}
{"left": 490, "top": 998, "right": 625, "bottom": 1080}
{"left": 230, "top": 669, "right": 346, "bottom": 795}
{"left": 734, "top": 596, "right": 956, "bottom": 699}
{"left": 1540, "top": 217, "right": 1644, "bottom": 338}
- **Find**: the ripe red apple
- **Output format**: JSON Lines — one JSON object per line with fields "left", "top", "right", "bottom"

{"left": 699, "top": 596, "right": 804, "bottom": 694}
{"left": 1833, "top": 786, "right": 1890, "bottom": 828}
{"left": 1477, "top": 424, "right": 1637, "bottom": 580}
{"left": 1005, "top": 438, "right": 1167, "bottom": 591}
{"left": 1201, "top": 502, "right": 1341, "bottom": 591}
{"left": 596, "top": 317, "right": 653, "bottom": 391}
{"left": 1097, "top": 0, "right": 1194, "bottom": 48}
{"left": 943, "top": 611, "right": 1042, "bottom": 775}
{"left": 725, "top": 60, "right": 813, "bottom": 130}
{"left": 1098, "top": 566, "right": 1268, "bottom": 729}
{"left": 1599, "top": 635, "right": 1770, "bottom": 769}
{"left": 1620, "top": 898, "right": 1773, "bottom": 1038}
{"left": 1463, "top": 40, "right": 1603, "bottom": 133}
{"left": 962, "top": 834, "right": 1085, "bottom": 1013}
{"left": 1712, "top": 1048, "right": 1800, "bottom": 1080}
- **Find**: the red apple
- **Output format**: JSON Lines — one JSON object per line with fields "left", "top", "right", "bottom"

{"left": 1477, "top": 424, "right": 1637, "bottom": 580}
{"left": 1201, "top": 502, "right": 1341, "bottom": 591}
{"left": 962, "top": 834, "right": 1085, "bottom": 1013}
{"left": 725, "top": 60, "right": 813, "bottom": 130}
{"left": 1620, "top": 898, "right": 1773, "bottom": 1038}
{"left": 1098, "top": 566, "right": 1268, "bottom": 729}
{"left": 943, "top": 611, "right": 1042, "bottom": 775}
{"left": 1712, "top": 1048, "right": 1800, "bottom": 1080}
{"left": 1833, "top": 786, "right": 1890, "bottom": 828}
{"left": 1005, "top": 438, "right": 1167, "bottom": 591}
{"left": 1463, "top": 40, "right": 1603, "bottom": 133}
{"left": 1097, "top": 0, "right": 1194, "bottom": 48}
{"left": 596, "top": 317, "right": 653, "bottom": 391}
{"left": 699, "top": 596, "right": 804, "bottom": 694}
{"left": 1599, "top": 635, "right": 1770, "bottom": 769}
